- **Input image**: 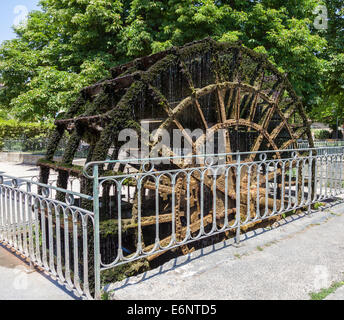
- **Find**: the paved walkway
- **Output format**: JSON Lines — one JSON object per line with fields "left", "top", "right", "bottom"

{"left": 107, "top": 202, "right": 344, "bottom": 300}
{"left": 0, "top": 244, "right": 74, "bottom": 300}
{"left": 0, "top": 162, "right": 39, "bottom": 179}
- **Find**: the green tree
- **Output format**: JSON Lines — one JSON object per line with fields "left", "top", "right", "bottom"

{"left": 311, "top": 1, "right": 344, "bottom": 131}
{"left": 0, "top": 0, "right": 334, "bottom": 121}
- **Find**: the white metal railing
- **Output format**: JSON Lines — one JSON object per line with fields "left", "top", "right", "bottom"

{"left": 297, "top": 139, "right": 344, "bottom": 148}
{"left": 0, "top": 173, "right": 95, "bottom": 299}
{"left": 84, "top": 146, "right": 344, "bottom": 285}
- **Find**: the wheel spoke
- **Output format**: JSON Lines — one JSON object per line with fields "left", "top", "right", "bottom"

{"left": 247, "top": 104, "right": 277, "bottom": 162}
{"left": 193, "top": 98, "right": 208, "bottom": 130}
{"left": 216, "top": 86, "right": 227, "bottom": 123}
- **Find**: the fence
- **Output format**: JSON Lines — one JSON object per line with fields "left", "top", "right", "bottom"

{"left": 0, "top": 173, "right": 96, "bottom": 299}
{"left": 1, "top": 137, "right": 90, "bottom": 158}
{"left": 297, "top": 139, "right": 344, "bottom": 149}
{"left": 1, "top": 146, "right": 344, "bottom": 299}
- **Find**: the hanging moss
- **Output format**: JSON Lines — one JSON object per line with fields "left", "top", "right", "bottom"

{"left": 101, "top": 259, "right": 149, "bottom": 284}
{"left": 45, "top": 125, "right": 65, "bottom": 161}
{"left": 38, "top": 159, "right": 83, "bottom": 175}
{"left": 99, "top": 218, "right": 139, "bottom": 236}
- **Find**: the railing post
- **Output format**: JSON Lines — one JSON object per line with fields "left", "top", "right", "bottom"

{"left": 93, "top": 164, "right": 101, "bottom": 300}
{"left": 235, "top": 152, "right": 241, "bottom": 244}
{"left": 307, "top": 151, "right": 312, "bottom": 216}
{"left": 26, "top": 181, "right": 35, "bottom": 271}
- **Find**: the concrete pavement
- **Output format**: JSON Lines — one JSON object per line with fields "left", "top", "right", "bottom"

{"left": 0, "top": 162, "right": 39, "bottom": 179}
{"left": 107, "top": 202, "right": 344, "bottom": 300}
{"left": 0, "top": 244, "right": 74, "bottom": 300}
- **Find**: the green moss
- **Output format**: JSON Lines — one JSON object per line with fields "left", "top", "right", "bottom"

{"left": 38, "top": 159, "right": 84, "bottom": 173}
{"left": 99, "top": 218, "right": 139, "bottom": 237}
{"left": 45, "top": 125, "right": 65, "bottom": 161}
{"left": 101, "top": 259, "right": 150, "bottom": 285}
{"left": 282, "top": 210, "right": 295, "bottom": 219}
{"left": 101, "top": 291, "right": 110, "bottom": 300}
{"left": 314, "top": 202, "right": 325, "bottom": 210}
{"left": 62, "top": 131, "right": 82, "bottom": 165}
{"left": 101, "top": 170, "right": 136, "bottom": 186}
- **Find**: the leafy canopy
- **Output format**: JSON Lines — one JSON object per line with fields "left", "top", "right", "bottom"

{"left": 0, "top": 0, "right": 338, "bottom": 122}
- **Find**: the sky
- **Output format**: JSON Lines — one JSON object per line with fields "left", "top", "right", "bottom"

{"left": 0, "top": 0, "right": 40, "bottom": 45}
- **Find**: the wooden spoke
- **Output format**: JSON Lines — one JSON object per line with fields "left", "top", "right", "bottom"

{"left": 228, "top": 87, "right": 238, "bottom": 119}
{"left": 216, "top": 86, "right": 227, "bottom": 123}
{"left": 118, "top": 213, "right": 175, "bottom": 229}
{"left": 148, "top": 84, "right": 173, "bottom": 116}
{"left": 270, "top": 105, "right": 297, "bottom": 140}
{"left": 280, "top": 127, "right": 308, "bottom": 150}
{"left": 143, "top": 181, "right": 174, "bottom": 195}
{"left": 248, "top": 93, "right": 260, "bottom": 122}
{"left": 193, "top": 98, "right": 208, "bottom": 130}
{"left": 224, "top": 129, "right": 233, "bottom": 163}
{"left": 173, "top": 118, "right": 197, "bottom": 153}
{"left": 247, "top": 104, "right": 277, "bottom": 162}
{"left": 235, "top": 87, "right": 241, "bottom": 122}
{"left": 273, "top": 82, "right": 286, "bottom": 104}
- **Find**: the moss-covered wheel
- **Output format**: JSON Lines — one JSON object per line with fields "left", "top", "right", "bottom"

{"left": 123, "top": 75, "right": 313, "bottom": 259}
{"left": 39, "top": 38, "right": 313, "bottom": 268}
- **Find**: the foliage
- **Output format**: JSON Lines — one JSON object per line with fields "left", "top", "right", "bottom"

{"left": 0, "top": 0, "right": 341, "bottom": 121}
{"left": 0, "top": 119, "right": 54, "bottom": 149}
{"left": 311, "top": 53, "right": 344, "bottom": 125}
{"left": 310, "top": 1, "right": 344, "bottom": 126}
{"left": 313, "top": 202, "right": 325, "bottom": 210}
{"left": 314, "top": 129, "right": 331, "bottom": 140}
{"left": 325, "top": 0, "right": 344, "bottom": 52}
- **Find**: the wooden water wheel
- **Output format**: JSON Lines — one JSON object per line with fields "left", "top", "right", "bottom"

{"left": 127, "top": 70, "right": 314, "bottom": 260}
{"left": 39, "top": 38, "right": 313, "bottom": 264}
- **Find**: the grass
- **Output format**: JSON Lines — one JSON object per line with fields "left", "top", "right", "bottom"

{"left": 282, "top": 210, "right": 295, "bottom": 219}
{"left": 309, "top": 281, "right": 344, "bottom": 300}
{"left": 256, "top": 246, "right": 263, "bottom": 251}
{"left": 234, "top": 253, "right": 241, "bottom": 259}
{"left": 314, "top": 202, "right": 325, "bottom": 210}
{"left": 101, "top": 290, "right": 110, "bottom": 300}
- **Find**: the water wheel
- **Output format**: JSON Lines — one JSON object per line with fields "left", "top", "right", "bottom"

{"left": 126, "top": 78, "right": 312, "bottom": 261}
{"left": 40, "top": 38, "right": 313, "bottom": 266}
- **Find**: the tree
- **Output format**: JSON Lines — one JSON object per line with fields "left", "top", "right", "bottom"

{"left": 0, "top": 0, "right": 123, "bottom": 120}
{"left": 311, "top": 53, "right": 344, "bottom": 130}
{"left": 0, "top": 0, "right": 333, "bottom": 121}
{"left": 311, "top": 0, "right": 344, "bottom": 131}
